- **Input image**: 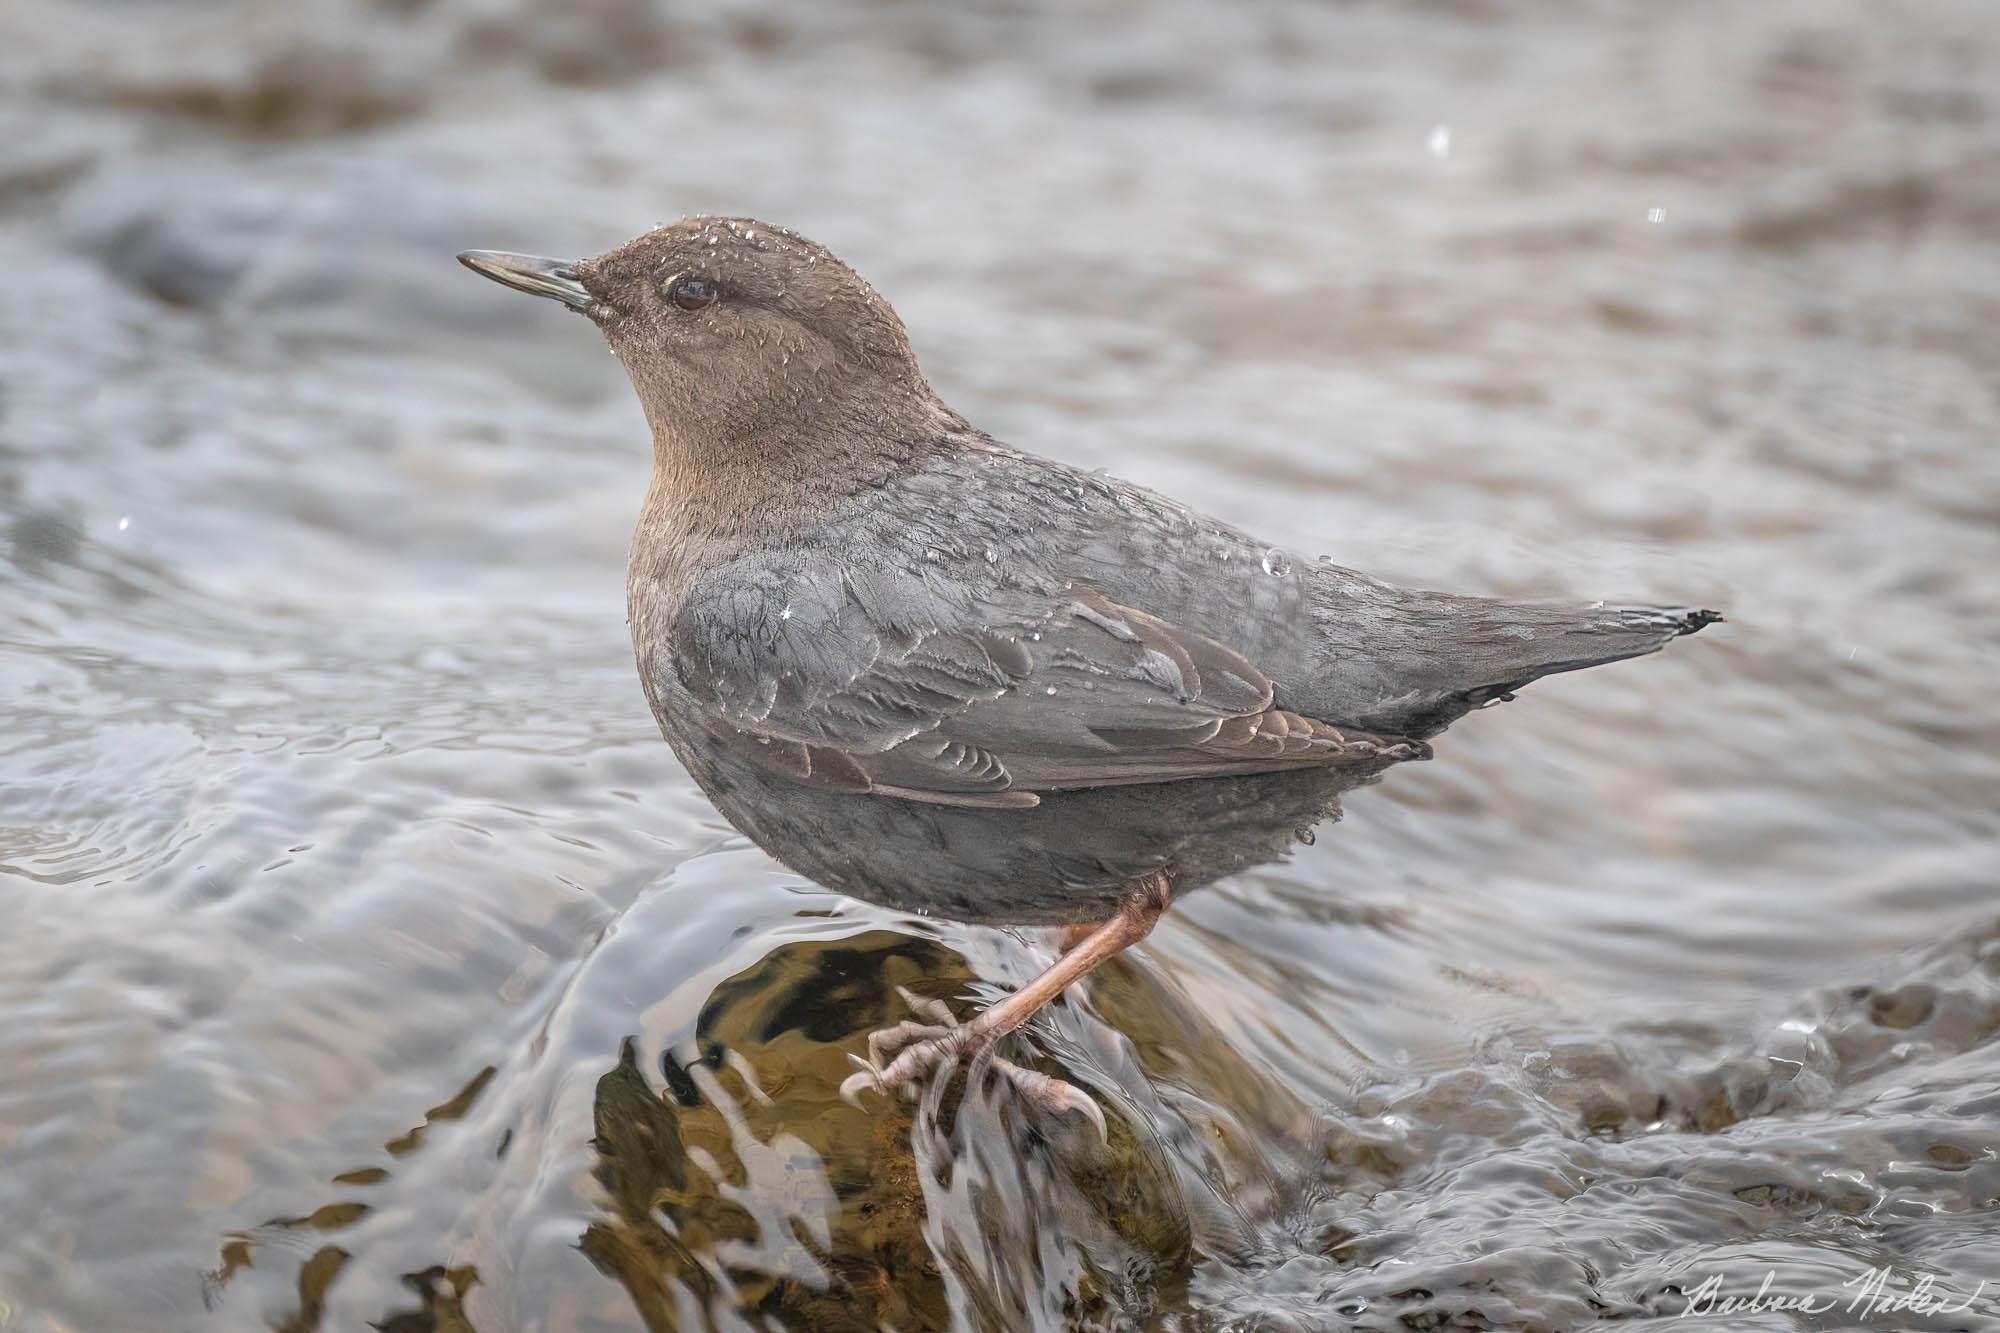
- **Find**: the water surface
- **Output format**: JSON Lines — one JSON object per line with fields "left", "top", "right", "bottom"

{"left": 3, "top": 2, "right": 1998, "bottom": 1328}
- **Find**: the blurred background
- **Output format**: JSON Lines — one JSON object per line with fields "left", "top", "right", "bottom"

{"left": 3, "top": 1, "right": 1998, "bottom": 1329}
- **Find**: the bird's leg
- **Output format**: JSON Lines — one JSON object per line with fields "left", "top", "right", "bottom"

{"left": 841, "top": 872, "right": 1169, "bottom": 1132}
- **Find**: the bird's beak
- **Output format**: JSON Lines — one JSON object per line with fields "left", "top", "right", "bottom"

{"left": 456, "top": 250, "right": 592, "bottom": 309}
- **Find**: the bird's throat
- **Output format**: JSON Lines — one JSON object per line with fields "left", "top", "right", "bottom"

{"left": 641, "top": 385, "right": 958, "bottom": 543}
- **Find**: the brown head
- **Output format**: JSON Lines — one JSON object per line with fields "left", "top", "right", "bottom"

{"left": 460, "top": 218, "right": 956, "bottom": 523}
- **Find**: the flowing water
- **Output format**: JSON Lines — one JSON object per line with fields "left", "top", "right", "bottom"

{"left": 4, "top": 2, "right": 1999, "bottom": 1329}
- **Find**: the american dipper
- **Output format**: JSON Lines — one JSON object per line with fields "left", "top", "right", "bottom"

{"left": 459, "top": 219, "right": 1718, "bottom": 1127}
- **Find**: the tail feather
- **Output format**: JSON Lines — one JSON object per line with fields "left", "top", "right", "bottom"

{"left": 1306, "top": 567, "right": 1721, "bottom": 738}
{"left": 1450, "top": 602, "right": 1720, "bottom": 704}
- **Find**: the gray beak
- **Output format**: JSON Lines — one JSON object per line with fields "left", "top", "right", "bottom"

{"left": 457, "top": 250, "right": 592, "bottom": 309}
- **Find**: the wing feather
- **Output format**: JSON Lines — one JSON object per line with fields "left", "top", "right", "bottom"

{"left": 671, "top": 572, "right": 1426, "bottom": 807}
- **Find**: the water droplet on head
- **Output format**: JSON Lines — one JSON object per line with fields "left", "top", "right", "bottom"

{"left": 1261, "top": 548, "right": 1291, "bottom": 576}
{"left": 1045, "top": 686, "right": 1057, "bottom": 696}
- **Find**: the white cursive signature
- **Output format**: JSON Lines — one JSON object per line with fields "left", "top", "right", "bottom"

{"left": 1675, "top": 1266, "right": 1988, "bottom": 1320}
{"left": 1844, "top": 1266, "right": 1988, "bottom": 1321}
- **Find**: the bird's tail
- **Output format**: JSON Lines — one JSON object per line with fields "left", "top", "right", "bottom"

{"left": 1310, "top": 569, "right": 1721, "bottom": 738}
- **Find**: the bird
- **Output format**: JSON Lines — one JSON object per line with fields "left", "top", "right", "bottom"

{"left": 458, "top": 218, "right": 1718, "bottom": 1131}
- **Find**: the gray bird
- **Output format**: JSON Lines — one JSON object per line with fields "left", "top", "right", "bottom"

{"left": 459, "top": 219, "right": 1718, "bottom": 1127}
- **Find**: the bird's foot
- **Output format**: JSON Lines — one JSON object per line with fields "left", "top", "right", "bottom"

{"left": 839, "top": 986, "right": 1106, "bottom": 1140}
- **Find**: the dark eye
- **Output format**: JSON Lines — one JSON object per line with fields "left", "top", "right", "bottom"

{"left": 670, "top": 276, "right": 718, "bottom": 311}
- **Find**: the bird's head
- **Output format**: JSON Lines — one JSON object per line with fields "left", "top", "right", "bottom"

{"left": 459, "top": 218, "right": 937, "bottom": 460}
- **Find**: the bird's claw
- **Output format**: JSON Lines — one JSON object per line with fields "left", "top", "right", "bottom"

{"left": 838, "top": 987, "right": 1107, "bottom": 1140}
{"left": 994, "top": 1061, "right": 1108, "bottom": 1142}
{"left": 838, "top": 1001, "right": 974, "bottom": 1107}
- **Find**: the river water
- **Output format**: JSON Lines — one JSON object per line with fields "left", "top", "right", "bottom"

{"left": 3, "top": 2, "right": 1998, "bottom": 1329}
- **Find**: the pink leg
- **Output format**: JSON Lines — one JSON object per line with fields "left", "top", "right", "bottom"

{"left": 841, "top": 873, "right": 1170, "bottom": 1131}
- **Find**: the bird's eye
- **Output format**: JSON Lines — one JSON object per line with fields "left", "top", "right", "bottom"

{"left": 670, "top": 276, "right": 718, "bottom": 311}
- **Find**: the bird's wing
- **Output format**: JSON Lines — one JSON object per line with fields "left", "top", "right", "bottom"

{"left": 665, "top": 566, "right": 1426, "bottom": 809}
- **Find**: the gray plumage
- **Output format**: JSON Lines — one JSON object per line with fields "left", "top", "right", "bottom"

{"left": 462, "top": 219, "right": 1718, "bottom": 927}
